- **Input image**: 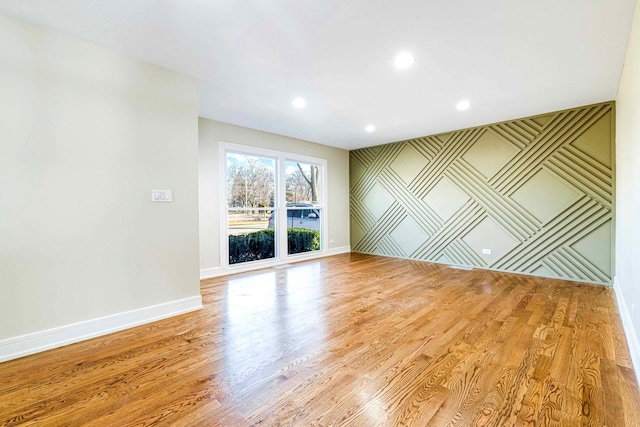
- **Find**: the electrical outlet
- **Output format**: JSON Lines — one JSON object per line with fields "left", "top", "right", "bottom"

{"left": 482, "top": 248, "right": 491, "bottom": 255}
{"left": 329, "top": 239, "right": 335, "bottom": 244}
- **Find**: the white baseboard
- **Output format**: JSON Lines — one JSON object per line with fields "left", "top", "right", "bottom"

{"left": 323, "top": 245, "right": 352, "bottom": 257}
{"left": 0, "top": 295, "right": 203, "bottom": 363}
{"left": 200, "top": 246, "right": 351, "bottom": 279}
{"left": 200, "top": 266, "right": 223, "bottom": 279}
{"left": 613, "top": 276, "right": 640, "bottom": 386}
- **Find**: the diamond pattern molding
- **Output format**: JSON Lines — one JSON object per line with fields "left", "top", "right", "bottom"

{"left": 350, "top": 102, "right": 614, "bottom": 284}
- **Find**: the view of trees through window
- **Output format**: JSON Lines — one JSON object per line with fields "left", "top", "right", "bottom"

{"left": 286, "top": 162, "right": 320, "bottom": 204}
{"left": 227, "top": 156, "right": 275, "bottom": 212}
{"left": 226, "top": 152, "right": 323, "bottom": 264}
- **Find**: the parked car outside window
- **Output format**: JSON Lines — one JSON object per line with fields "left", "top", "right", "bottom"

{"left": 267, "top": 203, "right": 320, "bottom": 230}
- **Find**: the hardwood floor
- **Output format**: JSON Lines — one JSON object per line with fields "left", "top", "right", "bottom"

{"left": 1, "top": 253, "right": 639, "bottom": 426}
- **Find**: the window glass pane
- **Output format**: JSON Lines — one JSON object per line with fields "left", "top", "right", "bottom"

{"left": 228, "top": 209, "right": 275, "bottom": 264}
{"left": 226, "top": 152, "right": 276, "bottom": 265}
{"left": 227, "top": 153, "right": 275, "bottom": 208}
{"left": 285, "top": 160, "right": 321, "bottom": 255}
{"left": 285, "top": 161, "right": 321, "bottom": 205}
{"left": 287, "top": 207, "right": 321, "bottom": 255}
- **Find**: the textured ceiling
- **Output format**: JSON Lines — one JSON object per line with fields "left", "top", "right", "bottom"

{"left": 0, "top": 0, "right": 635, "bottom": 150}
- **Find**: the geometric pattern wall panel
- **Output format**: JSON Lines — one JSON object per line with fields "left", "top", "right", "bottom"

{"left": 423, "top": 176, "right": 470, "bottom": 222}
{"left": 390, "top": 216, "right": 428, "bottom": 257}
{"left": 350, "top": 102, "right": 614, "bottom": 284}
{"left": 510, "top": 169, "right": 581, "bottom": 223}
{"left": 363, "top": 182, "right": 395, "bottom": 220}
{"left": 390, "top": 143, "right": 428, "bottom": 184}
{"left": 461, "top": 128, "right": 519, "bottom": 179}
{"left": 461, "top": 216, "right": 520, "bottom": 265}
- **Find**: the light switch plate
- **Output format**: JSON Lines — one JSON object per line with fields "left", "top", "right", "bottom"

{"left": 152, "top": 189, "right": 172, "bottom": 202}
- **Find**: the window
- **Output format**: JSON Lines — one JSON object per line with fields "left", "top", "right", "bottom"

{"left": 220, "top": 143, "right": 326, "bottom": 267}
{"left": 285, "top": 160, "right": 322, "bottom": 255}
{"left": 225, "top": 152, "right": 276, "bottom": 265}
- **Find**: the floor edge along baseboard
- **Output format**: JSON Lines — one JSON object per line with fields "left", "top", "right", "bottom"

{"left": 614, "top": 277, "right": 640, "bottom": 386}
{"left": 0, "top": 296, "right": 203, "bottom": 363}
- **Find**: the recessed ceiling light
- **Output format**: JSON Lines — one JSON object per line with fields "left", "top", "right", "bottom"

{"left": 456, "top": 100, "right": 471, "bottom": 111}
{"left": 394, "top": 52, "right": 415, "bottom": 69}
{"left": 292, "top": 97, "right": 306, "bottom": 108}
{"left": 365, "top": 125, "right": 376, "bottom": 133}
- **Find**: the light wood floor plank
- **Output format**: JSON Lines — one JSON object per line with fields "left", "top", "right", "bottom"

{"left": 0, "top": 253, "right": 638, "bottom": 426}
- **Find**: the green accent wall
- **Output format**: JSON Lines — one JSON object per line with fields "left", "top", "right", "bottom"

{"left": 350, "top": 102, "right": 614, "bottom": 284}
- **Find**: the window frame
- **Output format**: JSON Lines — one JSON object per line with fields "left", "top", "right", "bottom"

{"left": 219, "top": 142, "right": 328, "bottom": 269}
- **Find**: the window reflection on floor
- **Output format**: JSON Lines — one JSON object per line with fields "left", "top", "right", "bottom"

{"left": 285, "top": 264, "right": 326, "bottom": 337}
{"left": 222, "top": 264, "right": 327, "bottom": 396}
{"left": 225, "top": 272, "right": 277, "bottom": 325}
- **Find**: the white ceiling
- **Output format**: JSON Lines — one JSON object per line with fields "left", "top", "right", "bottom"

{"left": 0, "top": 0, "right": 636, "bottom": 150}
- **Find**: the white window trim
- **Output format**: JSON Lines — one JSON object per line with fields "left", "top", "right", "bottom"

{"left": 218, "top": 141, "right": 328, "bottom": 270}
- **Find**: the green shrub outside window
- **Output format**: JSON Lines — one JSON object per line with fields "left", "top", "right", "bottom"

{"left": 229, "top": 228, "right": 320, "bottom": 264}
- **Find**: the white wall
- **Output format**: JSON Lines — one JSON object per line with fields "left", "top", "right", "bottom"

{"left": 0, "top": 15, "right": 201, "bottom": 357}
{"left": 615, "top": 0, "right": 640, "bottom": 381}
{"left": 199, "top": 118, "right": 350, "bottom": 275}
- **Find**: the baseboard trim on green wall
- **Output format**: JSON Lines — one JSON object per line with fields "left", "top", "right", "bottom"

{"left": 351, "top": 250, "right": 612, "bottom": 287}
